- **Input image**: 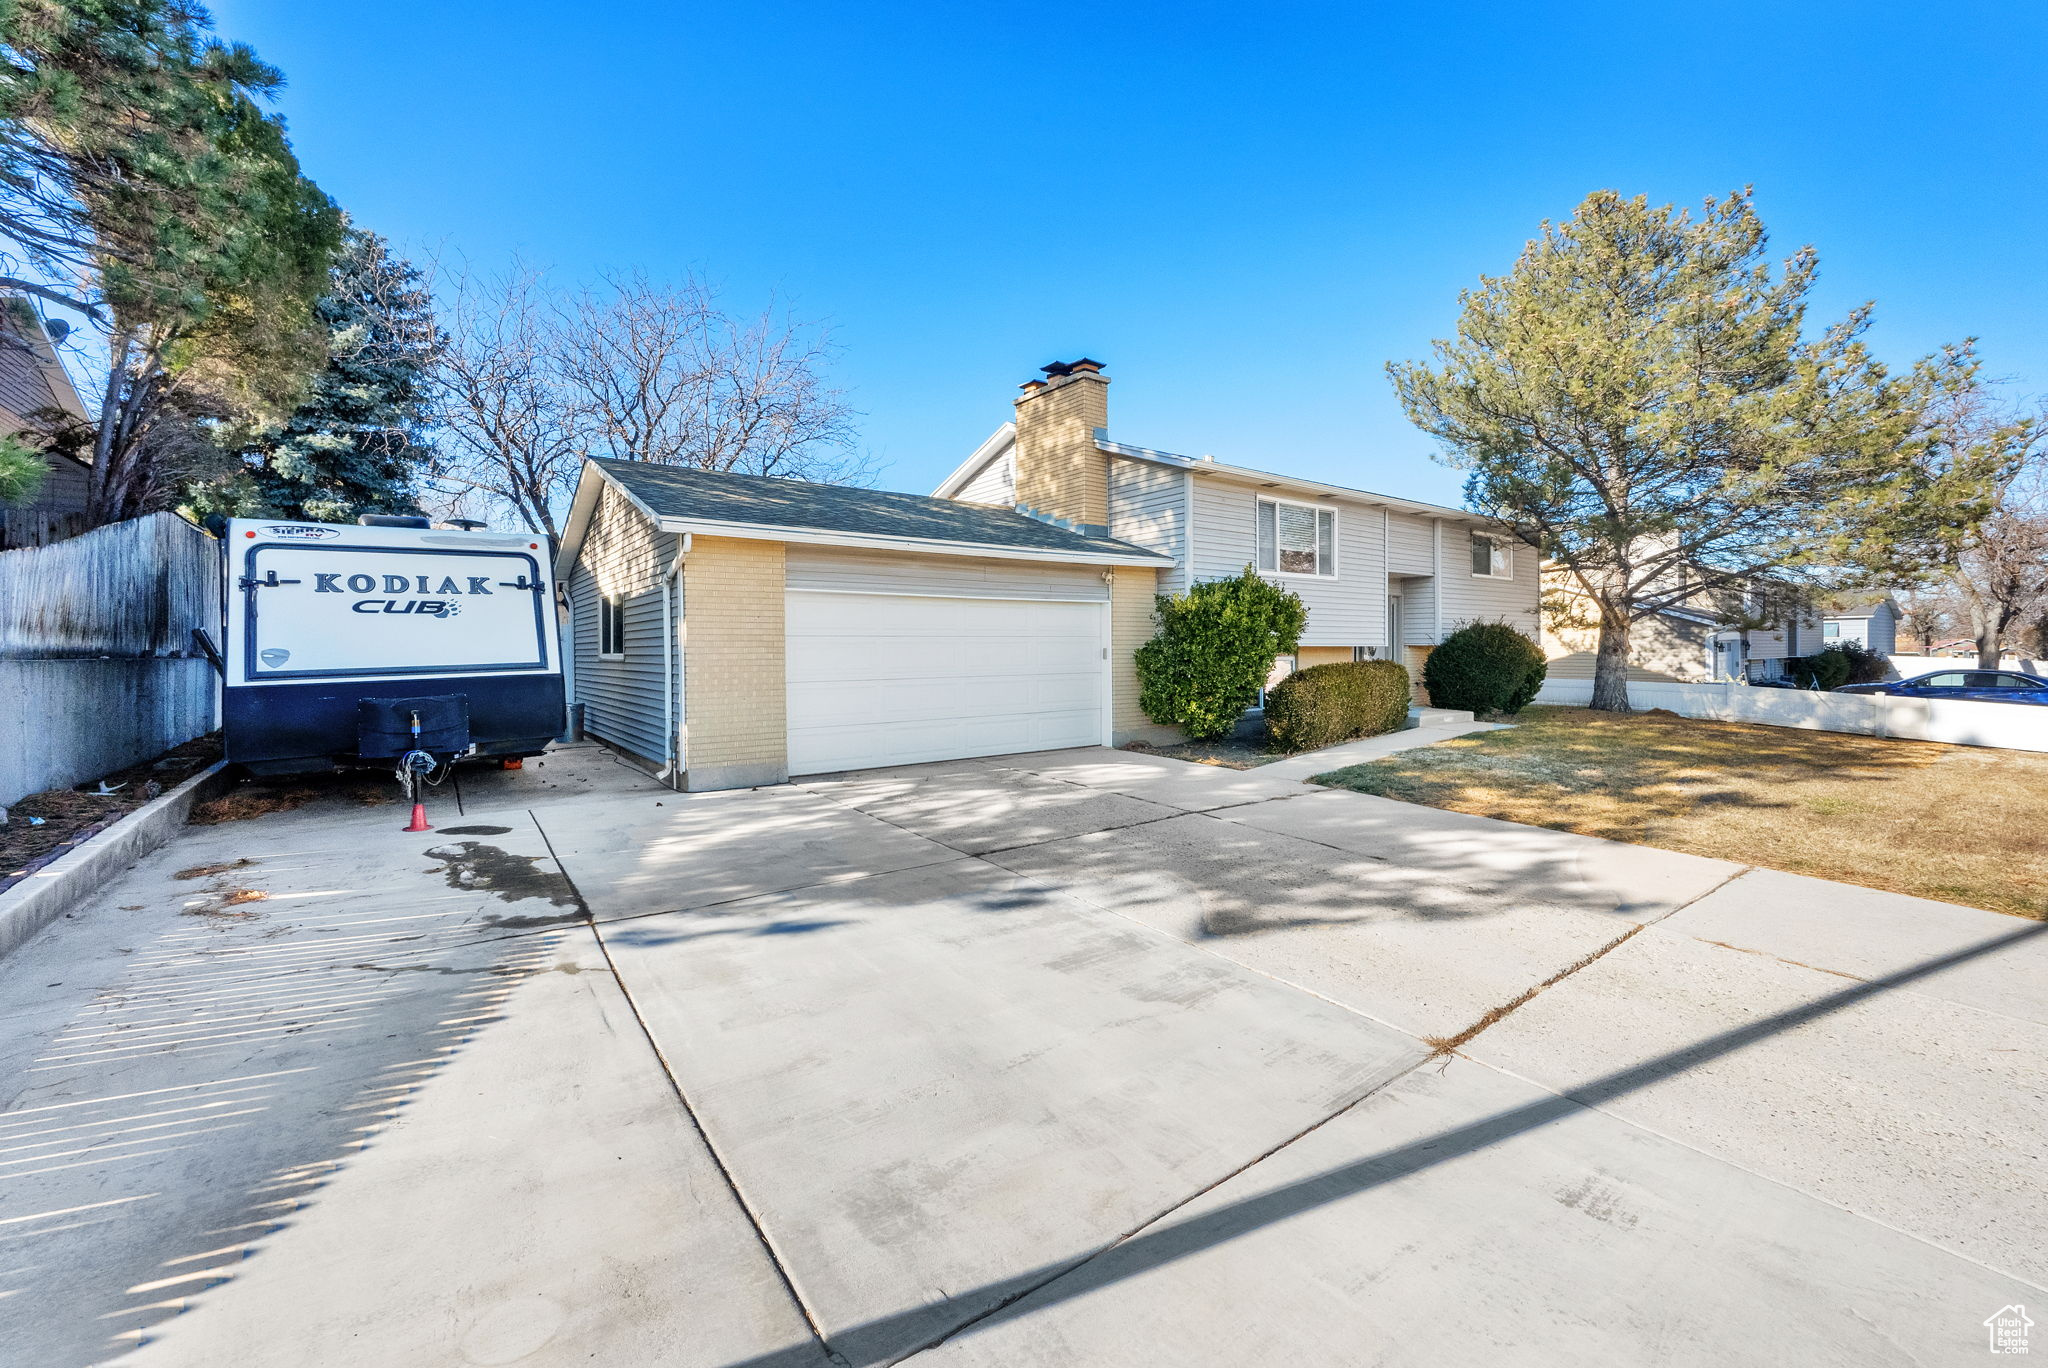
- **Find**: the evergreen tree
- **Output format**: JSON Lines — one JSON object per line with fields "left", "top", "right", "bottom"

{"left": 190, "top": 227, "right": 439, "bottom": 522}
{"left": 1389, "top": 189, "right": 2000, "bottom": 712}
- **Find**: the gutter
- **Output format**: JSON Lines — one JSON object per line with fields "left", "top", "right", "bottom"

{"left": 648, "top": 515, "right": 1173, "bottom": 568}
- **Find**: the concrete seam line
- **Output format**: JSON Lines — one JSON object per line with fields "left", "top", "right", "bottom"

{"left": 889, "top": 1052, "right": 1442, "bottom": 1365}
{"left": 1425, "top": 863, "right": 1758, "bottom": 1057}
{"left": 527, "top": 809, "right": 846, "bottom": 1366}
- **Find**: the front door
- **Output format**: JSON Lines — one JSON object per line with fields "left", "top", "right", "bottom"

{"left": 1387, "top": 593, "right": 1404, "bottom": 662}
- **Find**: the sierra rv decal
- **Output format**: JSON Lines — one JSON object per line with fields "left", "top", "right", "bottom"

{"left": 260, "top": 524, "right": 340, "bottom": 540}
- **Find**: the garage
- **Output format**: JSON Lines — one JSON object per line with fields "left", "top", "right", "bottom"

{"left": 785, "top": 590, "right": 1106, "bottom": 774}
{"left": 555, "top": 457, "right": 1172, "bottom": 792}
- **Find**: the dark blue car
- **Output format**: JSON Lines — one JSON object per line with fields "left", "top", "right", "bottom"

{"left": 1835, "top": 669, "right": 2048, "bottom": 705}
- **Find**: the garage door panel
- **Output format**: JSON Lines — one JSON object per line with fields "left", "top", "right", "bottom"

{"left": 786, "top": 591, "right": 1107, "bottom": 773}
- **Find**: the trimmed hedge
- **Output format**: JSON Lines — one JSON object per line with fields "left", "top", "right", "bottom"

{"left": 1422, "top": 620, "right": 1547, "bottom": 716}
{"left": 1265, "top": 659, "right": 1412, "bottom": 752}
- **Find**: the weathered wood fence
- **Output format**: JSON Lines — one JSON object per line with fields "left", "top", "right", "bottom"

{"left": 0, "top": 513, "right": 221, "bottom": 804}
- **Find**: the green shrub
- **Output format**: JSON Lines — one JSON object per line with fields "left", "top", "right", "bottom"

{"left": 1422, "top": 619, "right": 1547, "bottom": 715}
{"left": 1832, "top": 641, "right": 1888, "bottom": 685}
{"left": 1135, "top": 567, "right": 1307, "bottom": 741}
{"left": 1265, "top": 659, "right": 1411, "bottom": 752}
{"left": 1787, "top": 647, "right": 1856, "bottom": 690}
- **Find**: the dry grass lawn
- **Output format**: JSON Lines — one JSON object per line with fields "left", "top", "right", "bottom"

{"left": 1315, "top": 705, "right": 2048, "bottom": 919}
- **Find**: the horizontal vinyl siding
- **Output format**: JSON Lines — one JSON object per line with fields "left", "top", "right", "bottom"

{"left": 566, "top": 484, "right": 676, "bottom": 764}
{"left": 1386, "top": 513, "right": 1434, "bottom": 575}
{"left": 784, "top": 545, "right": 1109, "bottom": 601}
{"left": 955, "top": 452, "right": 1015, "bottom": 505}
{"left": 1107, "top": 457, "right": 1186, "bottom": 593}
{"left": 1190, "top": 475, "right": 1381, "bottom": 647}
{"left": 1439, "top": 528, "right": 1541, "bottom": 641}
{"left": 1399, "top": 576, "right": 1437, "bottom": 646}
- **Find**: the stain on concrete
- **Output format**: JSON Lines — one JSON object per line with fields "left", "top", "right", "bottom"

{"left": 1555, "top": 1175, "right": 1641, "bottom": 1229}
{"left": 438, "top": 824, "right": 514, "bottom": 836}
{"left": 422, "top": 841, "right": 582, "bottom": 909}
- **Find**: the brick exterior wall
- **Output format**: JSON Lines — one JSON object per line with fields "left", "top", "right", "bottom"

{"left": 1110, "top": 565, "right": 1178, "bottom": 745}
{"left": 682, "top": 536, "right": 788, "bottom": 791}
{"left": 1013, "top": 371, "right": 1110, "bottom": 532}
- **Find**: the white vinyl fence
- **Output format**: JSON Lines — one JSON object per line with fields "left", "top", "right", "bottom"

{"left": 1534, "top": 677, "right": 2048, "bottom": 754}
{"left": 0, "top": 513, "right": 221, "bottom": 805}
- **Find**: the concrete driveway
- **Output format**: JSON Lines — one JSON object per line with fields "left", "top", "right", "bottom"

{"left": 1, "top": 743, "right": 2040, "bottom": 1366}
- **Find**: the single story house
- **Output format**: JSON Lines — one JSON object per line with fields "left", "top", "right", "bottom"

{"left": 1821, "top": 591, "right": 1900, "bottom": 654}
{"left": 557, "top": 358, "right": 1537, "bottom": 790}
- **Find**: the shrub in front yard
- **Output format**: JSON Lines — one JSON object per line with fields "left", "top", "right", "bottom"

{"left": 1265, "top": 660, "right": 1411, "bottom": 751}
{"left": 1422, "top": 619, "right": 1547, "bottom": 715}
{"left": 1135, "top": 567, "right": 1307, "bottom": 741}
{"left": 1787, "top": 647, "right": 1855, "bottom": 691}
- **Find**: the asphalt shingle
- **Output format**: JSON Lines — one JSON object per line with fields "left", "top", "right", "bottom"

{"left": 594, "top": 458, "right": 1168, "bottom": 561}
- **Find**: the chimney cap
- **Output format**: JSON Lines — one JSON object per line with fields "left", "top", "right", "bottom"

{"left": 1017, "top": 378, "right": 1048, "bottom": 393}
{"left": 1041, "top": 357, "right": 1106, "bottom": 378}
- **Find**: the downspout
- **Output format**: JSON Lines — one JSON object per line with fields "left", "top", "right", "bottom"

{"left": 656, "top": 533, "right": 693, "bottom": 788}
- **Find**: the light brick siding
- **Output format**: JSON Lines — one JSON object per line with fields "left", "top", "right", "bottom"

{"left": 1014, "top": 371, "right": 1110, "bottom": 531}
{"left": 1110, "top": 565, "right": 1177, "bottom": 745}
{"left": 682, "top": 536, "right": 788, "bottom": 791}
{"left": 1296, "top": 647, "right": 1355, "bottom": 668}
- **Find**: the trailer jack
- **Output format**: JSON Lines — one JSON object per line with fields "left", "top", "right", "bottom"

{"left": 398, "top": 710, "right": 437, "bottom": 832}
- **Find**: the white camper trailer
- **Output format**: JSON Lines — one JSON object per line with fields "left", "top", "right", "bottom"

{"left": 216, "top": 517, "right": 565, "bottom": 775}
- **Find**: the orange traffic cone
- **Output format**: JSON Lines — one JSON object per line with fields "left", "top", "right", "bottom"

{"left": 404, "top": 801, "right": 431, "bottom": 832}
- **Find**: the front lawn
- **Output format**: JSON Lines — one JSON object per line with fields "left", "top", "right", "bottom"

{"left": 1314, "top": 705, "right": 2048, "bottom": 919}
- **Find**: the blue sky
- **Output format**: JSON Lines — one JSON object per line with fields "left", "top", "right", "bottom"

{"left": 211, "top": 0, "right": 2047, "bottom": 507}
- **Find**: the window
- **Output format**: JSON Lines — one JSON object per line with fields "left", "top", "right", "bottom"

{"left": 1255, "top": 499, "right": 1336, "bottom": 577}
{"left": 1470, "top": 533, "right": 1512, "bottom": 579}
{"left": 1823, "top": 621, "right": 1840, "bottom": 639}
{"left": 599, "top": 594, "right": 626, "bottom": 658}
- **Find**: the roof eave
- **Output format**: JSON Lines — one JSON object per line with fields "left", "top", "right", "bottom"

{"left": 649, "top": 513, "right": 1172, "bottom": 567}
{"left": 932, "top": 423, "right": 1016, "bottom": 499}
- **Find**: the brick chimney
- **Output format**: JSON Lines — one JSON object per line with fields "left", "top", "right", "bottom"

{"left": 1013, "top": 359, "right": 1109, "bottom": 534}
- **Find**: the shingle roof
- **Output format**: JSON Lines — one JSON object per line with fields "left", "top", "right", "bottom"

{"left": 1821, "top": 590, "right": 1898, "bottom": 617}
{"left": 592, "top": 458, "right": 1170, "bottom": 562}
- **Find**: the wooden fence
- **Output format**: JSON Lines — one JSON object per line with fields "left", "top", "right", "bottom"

{"left": 0, "top": 512, "right": 221, "bottom": 804}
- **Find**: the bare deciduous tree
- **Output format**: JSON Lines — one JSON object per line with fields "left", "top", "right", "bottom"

{"left": 1924, "top": 385, "right": 2048, "bottom": 668}
{"left": 430, "top": 264, "right": 866, "bottom": 536}
{"left": 428, "top": 260, "right": 584, "bottom": 538}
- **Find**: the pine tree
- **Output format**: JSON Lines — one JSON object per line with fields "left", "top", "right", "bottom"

{"left": 191, "top": 227, "right": 440, "bottom": 523}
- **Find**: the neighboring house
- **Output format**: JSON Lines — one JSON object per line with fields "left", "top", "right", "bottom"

{"left": 1541, "top": 566, "right": 1825, "bottom": 684}
{"left": 0, "top": 297, "right": 92, "bottom": 550}
{"left": 935, "top": 359, "right": 1540, "bottom": 689}
{"left": 1820, "top": 592, "right": 1900, "bottom": 654}
{"left": 557, "top": 357, "right": 1535, "bottom": 790}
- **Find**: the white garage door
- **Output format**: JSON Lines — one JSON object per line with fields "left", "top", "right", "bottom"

{"left": 785, "top": 590, "right": 1106, "bottom": 774}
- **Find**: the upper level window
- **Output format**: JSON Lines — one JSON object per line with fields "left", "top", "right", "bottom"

{"left": 1470, "top": 533, "right": 1513, "bottom": 579}
{"left": 599, "top": 594, "right": 627, "bottom": 658}
{"left": 1256, "top": 498, "right": 1336, "bottom": 578}
{"left": 1823, "top": 621, "right": 1841, "bottom": 639}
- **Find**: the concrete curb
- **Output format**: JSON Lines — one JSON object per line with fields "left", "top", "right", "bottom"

{"left": 0, "top": 760, "right": 235, "bottom": 963}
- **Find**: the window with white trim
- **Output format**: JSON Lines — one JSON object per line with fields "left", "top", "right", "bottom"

{"left": 599, "top": 594, "right": 627, "bottom": 658}
{"left": 1470, "top": 533, "right": 1513, "bottom": 579}
{"left": 1256, "top": 498, "right": 1336, "bottom": 577}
